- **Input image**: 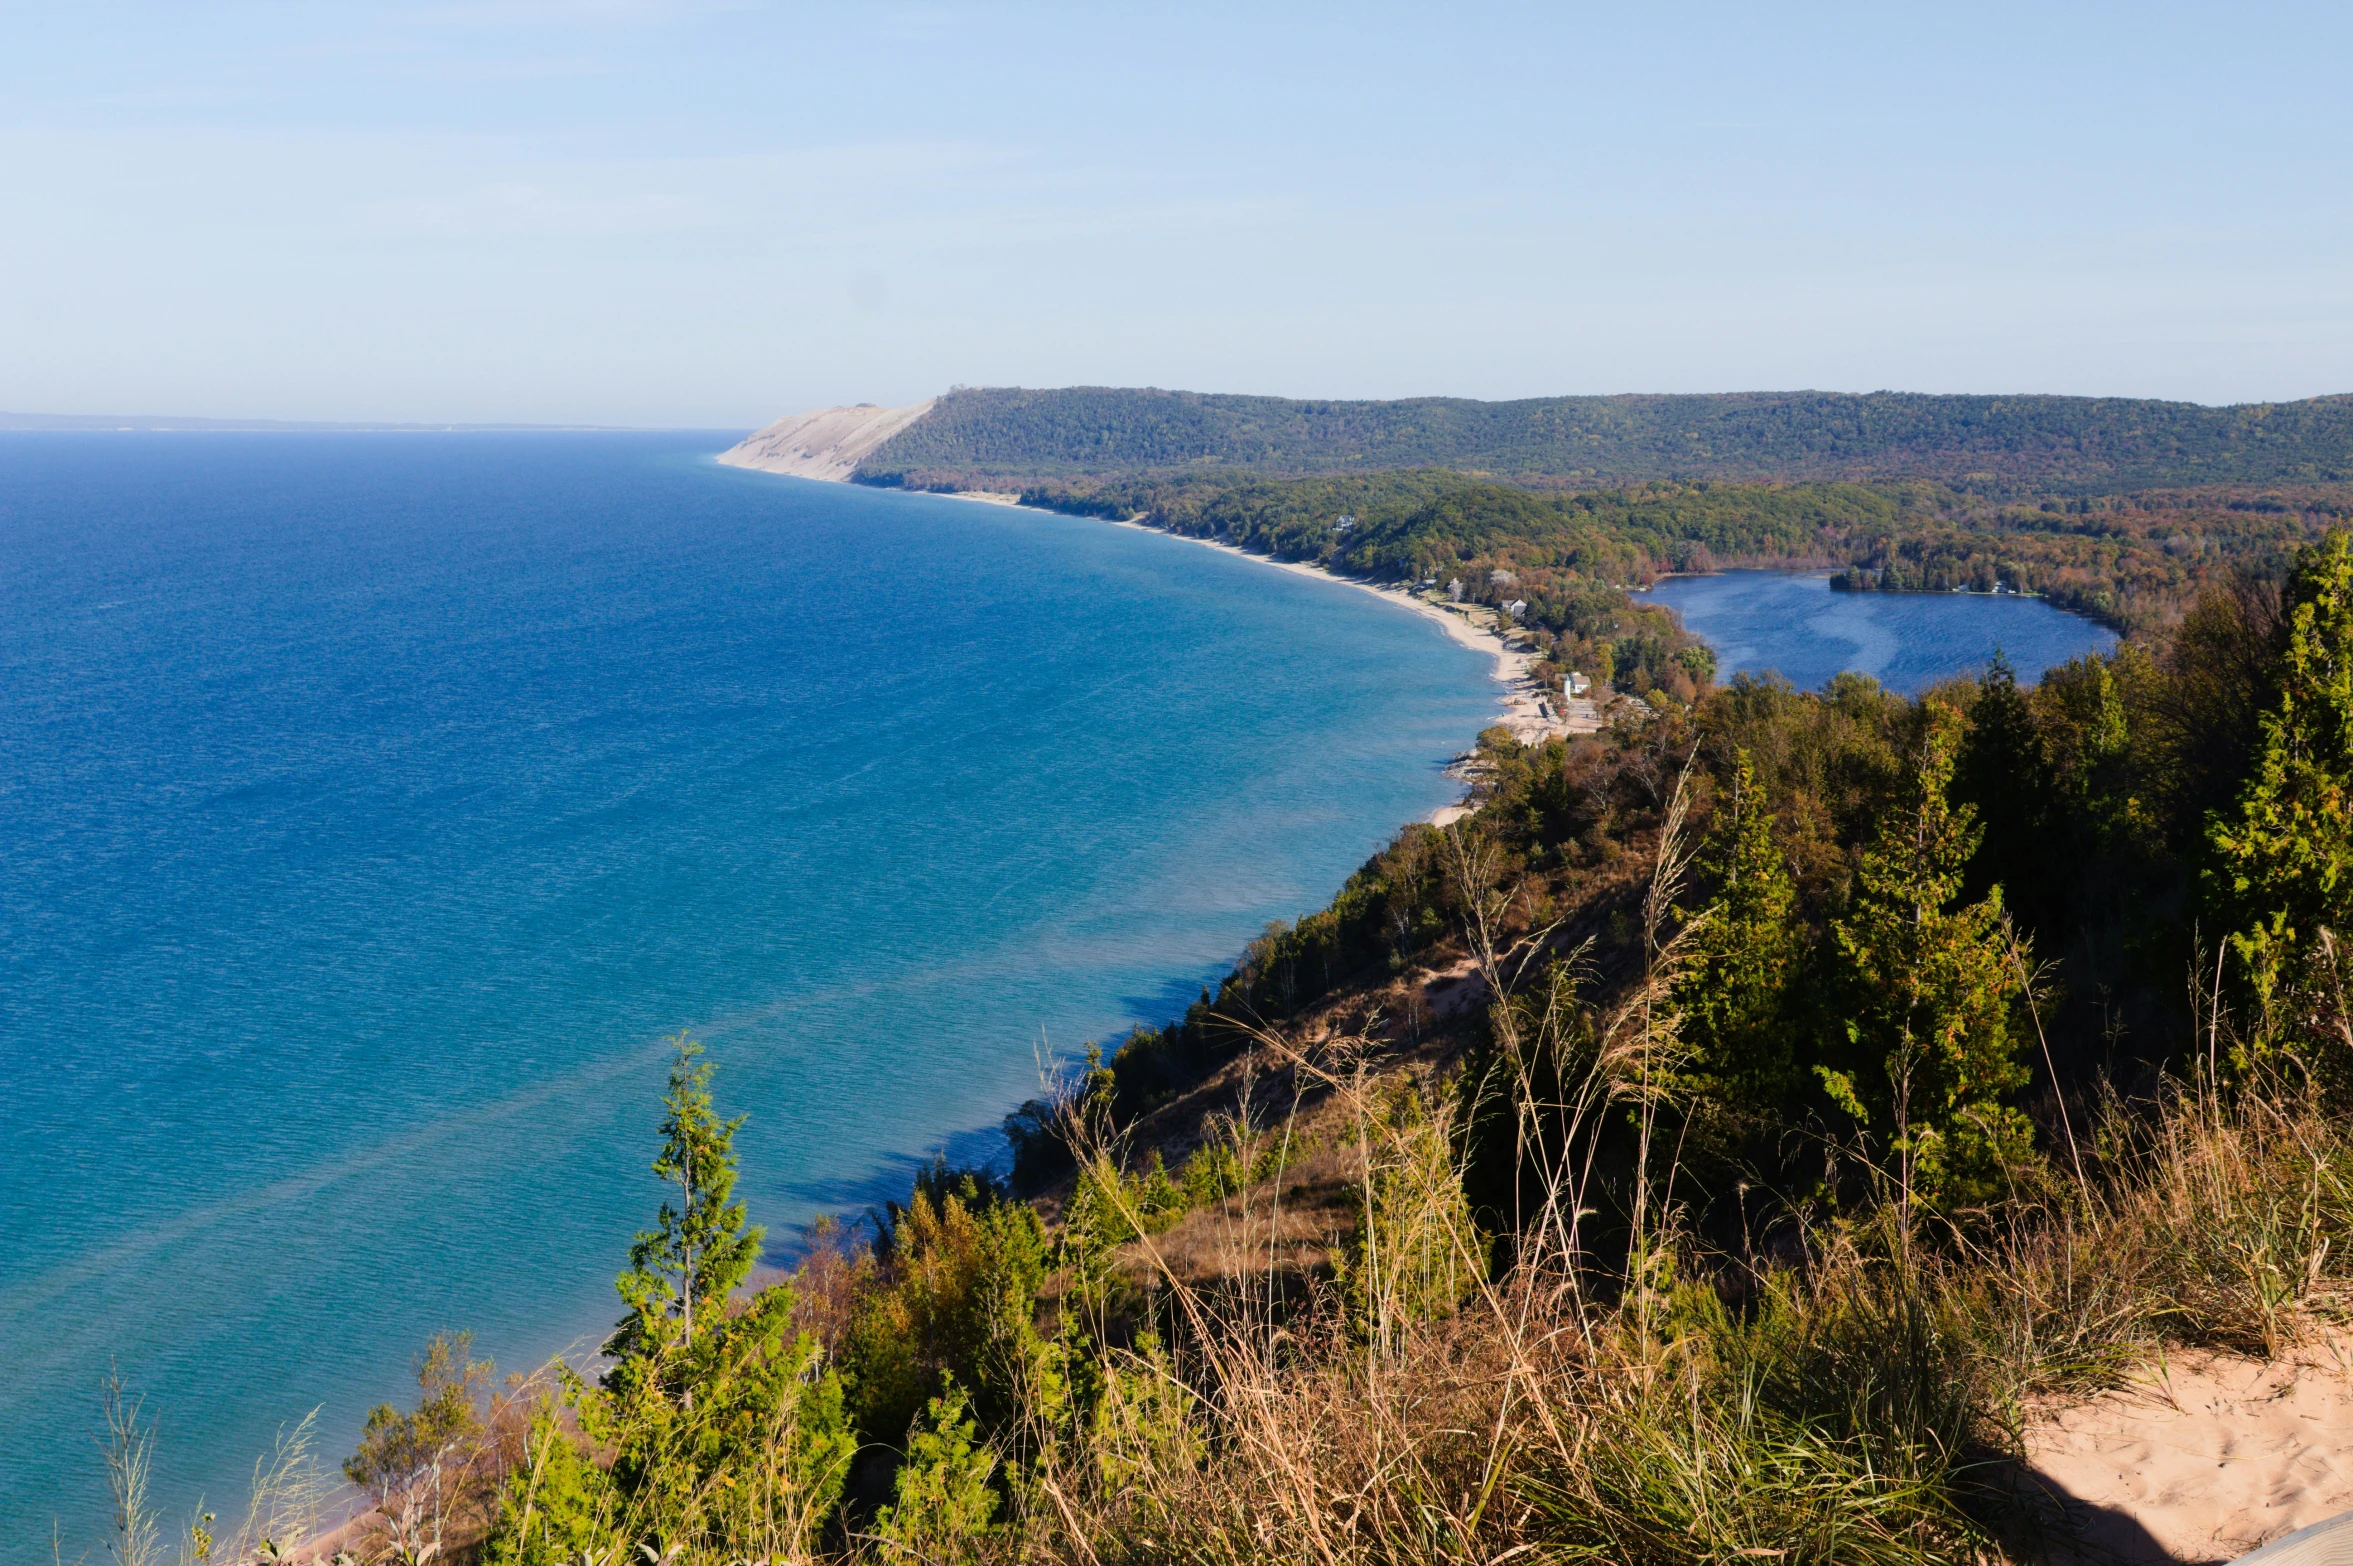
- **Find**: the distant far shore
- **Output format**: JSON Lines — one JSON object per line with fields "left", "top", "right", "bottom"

{"left": 0, "top": 413, "right": 643, "bottom": 433}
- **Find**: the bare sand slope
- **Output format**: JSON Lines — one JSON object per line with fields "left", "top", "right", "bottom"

{"left": 2027, "top": 1332, "right": 2353, "bottom": 1564}
{"left": 717, "top": 399, "right": 935, "bottom": 481}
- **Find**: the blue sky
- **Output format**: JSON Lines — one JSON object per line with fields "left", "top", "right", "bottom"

{"left": 1, "top": 1, "right": 2346, "bottom": 425}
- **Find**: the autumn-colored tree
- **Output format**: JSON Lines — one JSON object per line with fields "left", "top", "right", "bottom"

{"left": 836, "top": 1174, "right": 1064, "bottom": 1453}
{"left": 343, "top": 1332, "right": 494, "bottom": 1499}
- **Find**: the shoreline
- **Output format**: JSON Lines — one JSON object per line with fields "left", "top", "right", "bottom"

{"left": 906, "top": 487, "right": 1591, "bottom": 823}
{"left": 1102, "top": 521, "right": 1590, "bottom": 821}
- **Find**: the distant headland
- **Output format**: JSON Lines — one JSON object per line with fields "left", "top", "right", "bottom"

{"left": 717, "top": 400, "right": 937, "bottom": 481}
{"left": 722, "top": 384, "right": 2353, "bottom": 493}
{"left": 718, "top": 384, "right": 2353, "bottom": 646}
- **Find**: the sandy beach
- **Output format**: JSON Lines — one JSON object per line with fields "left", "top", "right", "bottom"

{"left": 1102, "top": 520, "right": 1597, "bottom": 820}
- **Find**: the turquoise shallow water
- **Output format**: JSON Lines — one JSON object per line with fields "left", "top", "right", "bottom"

{"left": 1642, "top": 570, "right": 2118, "bottom": 693}
{"left": 0, "top": 434, "right": 1497, "bottom": 1548}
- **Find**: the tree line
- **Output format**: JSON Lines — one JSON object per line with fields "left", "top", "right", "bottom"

{"left": 855, "top": 385, "right": 2353, "bottom": 492}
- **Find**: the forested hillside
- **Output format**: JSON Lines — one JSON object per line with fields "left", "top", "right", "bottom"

{"left": 856, "top": 384, "right": 2353, "bottom": 493}
{"left": 1013, "top": 466, "right": 2340, "bottom": 643}
{"left": 847, "top": 387, "right": 2353, "bottom": 639}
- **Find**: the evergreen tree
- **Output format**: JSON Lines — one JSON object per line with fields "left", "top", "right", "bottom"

{"left": 1675, "top": 747, "right": 1803, "bottom": 1120}
{"left": 2208, "top": 528, "right": 2353, "bottom": 1062}
{"left": 483, "top": 1038, "right": 854, "bottom": 1562}
{"left": 1828, "top": 710, "right": 2031, "bottom": 1208}
{"left": 608, "top": 1034, "right": 763, "bottom": 1369}
{"left": 871, "top": 1377, "right": 998, "bottom": 1565}
{"left": 1954, "top": 654, "right": 2057, "bottom": 920}
{"left": 480, "top": 1402, "right": 617, "bottom": 1566}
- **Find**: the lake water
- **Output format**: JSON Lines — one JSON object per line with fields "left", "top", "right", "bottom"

{"left": 1643, "top": 571, "right": 2118, "bottom": 693}
{"left": 0, "top": 434, "right": 1497, "bottom": 1551}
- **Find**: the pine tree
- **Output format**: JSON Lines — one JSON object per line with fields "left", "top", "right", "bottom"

{"left": 609, "top": 1034, "right": 763, "bottom": 1367}
{"left": 871, "top": 1377, "right": 998, "bottom": 1565}
{"left": 2207, "top": 528, "right": 2353, "bottom": 1062}
{"left": 1828, "top": 710, "right": 2031, "bottom": 1208}
{"left": 1954, "top": 653, "right": 2056, "bottom": 917}
{"left": 1676, "top": 747, "right": 1803, "bottom": 1120}
{"left": 479, "top": 1037, "right": 854, "bottom": 1561}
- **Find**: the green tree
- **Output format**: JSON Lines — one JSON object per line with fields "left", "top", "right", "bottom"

{"left": 1676, "top": 747, "right": 1804, "bottom": 1119}
{"left": 480, "top": 1403, "right": 616, "bottom": 1566}
{"left": 343, "top": 1332, "right": 493, "bottom": 1499}
{"left": 2208, "top": 528, "right": 2353, "bottom": 1062}
{"left": 870, "top": 1377, "right": 999, "bottom": 1565}
{"left": 607, "top": 1034, "right": 763, "bottom": 1373}
{"left": 482, "top": 1039, "right": 854, "bottom": 1562}
{"left": 1828, "top": 710, "right": 2030, "bottom": 1208}
{"left": 1954, "top": 654, "right": 2057, "bottom": 919}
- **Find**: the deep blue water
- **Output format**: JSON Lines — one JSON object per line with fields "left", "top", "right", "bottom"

{"left": 1643, "top": 571, "right": 2118, "bottom": 693}
{"left": 0, "top": 434, "right": 1499, "bottom": 1550}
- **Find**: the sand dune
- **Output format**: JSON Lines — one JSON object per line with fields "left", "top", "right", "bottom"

{"left": 717, "top": 399, "right": 935, "bottom": 481}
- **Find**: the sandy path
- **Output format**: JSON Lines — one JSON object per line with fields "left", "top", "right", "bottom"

{"left": 2026, "top": 1333, "right": 2353, "bottom": 1563}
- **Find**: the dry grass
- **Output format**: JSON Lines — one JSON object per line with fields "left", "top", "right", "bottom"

{"left": 983, "top": 813, "right": 2353, "bottom": 1566}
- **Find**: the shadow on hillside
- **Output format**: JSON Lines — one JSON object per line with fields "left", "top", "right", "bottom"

{"left": 763, "top": 1119, "right": 1013, "bottom": 1266}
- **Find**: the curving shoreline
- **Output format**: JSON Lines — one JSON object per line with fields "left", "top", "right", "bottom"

{"left": 715, "top": 455, "right": 1601, "bottom": 818}
{"left": 1093, "top": 520, "right": 1594, "bottom": 818}
{"left": 904, "top": 488, "right": 1588, "bottom": 799}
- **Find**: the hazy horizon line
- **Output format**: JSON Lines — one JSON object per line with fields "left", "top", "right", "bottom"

{"left": 12, "top": 382, "right": 2353, "bottom": 436}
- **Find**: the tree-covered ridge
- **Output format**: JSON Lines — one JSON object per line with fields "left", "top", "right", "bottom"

{"left": 1005, "top": 468, "right": 2329, "bottom": 672}
{"left": 857, "top": 384, "right": 2353, "bottom": 493}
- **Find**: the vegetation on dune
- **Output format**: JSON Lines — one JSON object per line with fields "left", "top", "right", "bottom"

{"left": 83, "top": 531, "right": 2353, "bottom": 1566}
{"left": 854, "top": 389, "right": 2352, "bottom": 645}
{"left": 855, "top": 385, "right": 2353, "bottom": 493}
